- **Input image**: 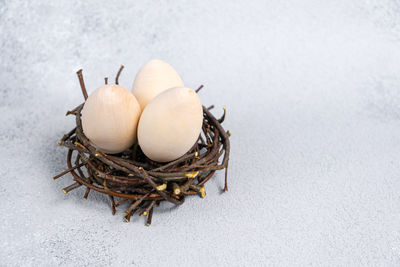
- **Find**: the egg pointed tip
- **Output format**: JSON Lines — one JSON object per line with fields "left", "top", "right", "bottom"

{"left": 149, "top": 58, "right": 164, "bottom": 63}
{"left": 145, "top": 58, "right": 172, "bottom": 66}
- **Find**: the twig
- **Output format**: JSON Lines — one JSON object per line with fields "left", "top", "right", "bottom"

{"left": 143, "top": 200, "right": 155, "bottom": 216}
{"left": 66, "top": 105, "right": 82, "bottom": 116}
{"left": 116, "top": 199, "right": 128, "bottom": 207}
{"left": 124, "top": 207, "right": 140, "bottom": 222}
{"left": 115, "top": 65, "right": 124, "bottom": 85}
{"left": 124, "top": 192, "right": 151, "bottom": 215}
{"left": 53, "top": 162, "right": 85, "bottom": 180}
{"left": 76, "top": 69, "right": 88, "bottom": 100}
{"left": 62, "top": 182, "right": 81, "bottom": 194}
{"left": 195, "top": 85, "right": 204, "bottom": 93}
{"left": 83, "top": 187, "right": 91, "bottom": 199}
{"left": 146, "top": 207, "right": 154, "bottom": 226}
{"left": 108, "top": 195, "right": 116, "bottom": 215}
{"left": 223, "top": 163, "right": 228, "bottom": 192}
{"left": 218, "top": 106, "right": 226, "bottom": 123}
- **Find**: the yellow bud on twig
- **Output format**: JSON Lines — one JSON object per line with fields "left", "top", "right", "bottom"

{"left": 156, "top": 183, "right": 167, "bottom": 191}
{"left": 185, "top": 171, "right": 199, "bottom": 178}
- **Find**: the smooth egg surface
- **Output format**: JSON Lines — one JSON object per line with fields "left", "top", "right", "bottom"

{"left": 81, "top": 84, "right": 141, "bottom": 154}
{"left": 138, "top": 86, "right": 203, "bottom": 162}
{"left": 132, "top": 59, "right": 184, "bottom": 110}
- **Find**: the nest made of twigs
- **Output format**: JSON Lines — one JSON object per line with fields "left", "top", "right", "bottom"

{"left": 53, "top": 67, "right": 230, "bottom": 226}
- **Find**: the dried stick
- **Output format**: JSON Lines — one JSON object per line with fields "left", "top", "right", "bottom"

{"left": 76, "top": 69, "right": 88, "bottom": 100}
{"left": 195, "top": 85, "right": 204, "bottom": 93}
{"left": 115, "top": 65, "right": 124, "bottom": 85}
{"left": 218, "top": 106, "right": 226, "bottom": 123}
{"left": 146, "top": 207, "right": 154, "bottom": 226}
{"left": 53, "top": 162, "right": 85, "bottom": 180}
{"left": 143, "top": 200, "right": 155, "bottom": 216}
{"left": 223, "top": 163, "right": 228, "bottom": 192}
{"left": 124, "top": 207, "right": 140, "bottom": 222}
{"left": 62, "top": 182, "right": 81, "bottom": 194}
{"left": 124, "top": 192, "right": 151, "bottom": 215}
{"left": 108, "top": 195, "right": 116, "bottom": 215}
{"left": 116, "top": 199, "right": 128, "bottom": 207}
{"left": 66, "top": 105, "right": 82, "bottom": 116}
{"left": 83, "top": 187, "right": 91, "bottom": 199}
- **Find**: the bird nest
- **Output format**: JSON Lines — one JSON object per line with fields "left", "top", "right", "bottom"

{"left": 53, "top": 67, "right": 231, "bottom": 226}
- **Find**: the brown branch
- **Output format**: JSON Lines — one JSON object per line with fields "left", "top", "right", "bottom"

{"left": 62, "top": 182, "right": 82, "bottom": 194}
{"left": 108, "top": 195, "right": 116, "bottom": 215}
{"left": 146, "top": 207, "right": 154, "bottom": 226}
{"left": 195, "top": 85, "right": 204, "bottom": 93}
{"left": 76, "top": 69, "right": 88, "bottom": 100}
{"left": 124, "top": 207, "right": 140, "bottom": 222}
{"left": 115, "top": 65, "right": 124, "bottom": 85}
{"left": 218, "top": 106, "right": 226, "bottom": 123}
{"left": 105, "top": 77, "right": 108, "bottom": 84}
{"left": 189, "top": 185, "right": 206, "bottom": 198}
{"left": 124, "top": 191, "right": 152, "bottom": 215}
{"left": 116, "top": 198, "right": 128, "bottom": 207}
{"left": 53, "top": 162, "right": 85, "bottom": 180}
{"left": 66, "top": 105, "right": 82, "bottom": 116}
{"left": 60, "top": 127, "right": 77, "bottom": 143}
{"left": 143, "top": 200, "right": 155, "bottom": 216}
{"left": 197, "top": 171, "right": 216, "bottom": 186}
{"left": 223, "top": 163, "right": 228, "bottom": 192}
{"left": 83, "top": 187, "right": 91, "bottom": 199}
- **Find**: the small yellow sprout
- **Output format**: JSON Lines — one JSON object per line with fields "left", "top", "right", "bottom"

{"left": 156, "top": 183, "right": 167, "bottom": 191}
{"left": 172, "top": 183, "right": 181, "bottom": 195}
{"left": 185, "top": 171, "right": 199, "bottom": 179}
{"left": 199, "top": 186, "right": 206, "bottom": 198}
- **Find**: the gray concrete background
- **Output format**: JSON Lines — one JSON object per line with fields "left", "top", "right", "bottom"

{"left": 2, "top": 0, "right": 400, "bottom": 266}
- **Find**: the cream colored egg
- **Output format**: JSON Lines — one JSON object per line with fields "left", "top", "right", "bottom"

{"left": 132, "top": 59, "right": 184, "bottom": 110}
{"left": 81, "top": 84, "right": 141, "bottom": 154}
{"left": 138, "top": 86, "right": 203, "bottom": 162}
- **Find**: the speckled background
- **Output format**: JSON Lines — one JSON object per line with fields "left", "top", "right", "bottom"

{"left": 2, "top": 1, "right": 400, "bottom": 266}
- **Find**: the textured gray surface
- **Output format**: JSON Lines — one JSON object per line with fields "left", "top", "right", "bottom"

{"left": 2, "top": 0, "right": 400, "bottom": 266}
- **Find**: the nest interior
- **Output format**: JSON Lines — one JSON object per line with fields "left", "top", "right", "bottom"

{"left": 53, "top": 68, "right": 230, "bottom": 226}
